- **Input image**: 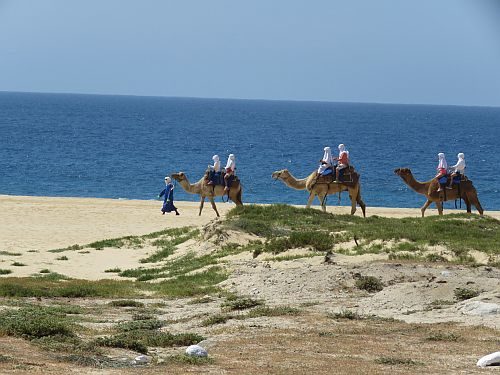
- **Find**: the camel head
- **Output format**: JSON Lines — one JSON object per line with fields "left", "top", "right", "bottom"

{"left": 272, "top": 169, "right": 290, "bottom": 180}
{"left": 171, "top": 172, "right": 187, "bottom": 182}
{"left": 394, "top": 168, "right": 412, "bottom": 177}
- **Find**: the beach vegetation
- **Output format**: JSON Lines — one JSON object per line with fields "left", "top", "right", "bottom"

{"left": 104, "top": 267, "right": 121, "bottom": 273}
{"left": 0, "top": 269, "right": 12, "bottom": 275}
{"left": 355, "top": 276, "right": 384, "bottom": 293}
{"left": 454, "top": 287, "right": 480, "bottom": 301}
{"left": 11, "top": 262, "right": 25, "bottom": 267}
{"left": 221, "top": 295, "right": 263, "bottom": 311}
{"left": 0, "top": 251, "right": 21, "bottom": 256}
{"left": 108, "top": 300, "right": 144, "bottom": 308}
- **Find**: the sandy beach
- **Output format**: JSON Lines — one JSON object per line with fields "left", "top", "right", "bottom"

{"left": 0, "top": 194, "right": 497, "bottom": 280}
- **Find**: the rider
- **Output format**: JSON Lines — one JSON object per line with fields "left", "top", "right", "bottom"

{"left": 224, "top": 154, "right": 236, "bottom": 192}
{"left": 207, "top": 154, "right": 221, "bottom": 185}
{"left": 446, "top": 152, "right": 465, "bottom": 189}
{"left": 435, "top": 152, "right": 448, "bottom": 192}
{"left": 317, "top": 146, "right": 334, "bottom": 176}
{"left": 333, "top": 144, "right": 349, "bottom": 183}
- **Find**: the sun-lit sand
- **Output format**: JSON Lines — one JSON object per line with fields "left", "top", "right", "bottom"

{"left": 0, "top": 195, "right": 497, "bottom": 279}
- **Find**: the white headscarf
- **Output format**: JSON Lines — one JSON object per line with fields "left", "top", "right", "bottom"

{"left": 212, "top": 155, "right": 219, "bottom": 162}
{"left": 322, "top": 147, "right": 332, "bottom": 164}
{"left": 225, "top": 154, "right": 236, "bottom": 170}
{"left": 338, "top": 144, "right": 349, "bottom": 158}
{"left": 438, "top": 153, "right": 447, "bottom": 169}
{"left": 457, "top": 152, "right": 464, "bottom": 160}
{"left": 164, "top": 176, "right": 171, "bottom": 184}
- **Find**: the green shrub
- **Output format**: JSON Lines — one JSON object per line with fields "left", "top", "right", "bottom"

{"left": 331, "top": 309, "right": 362, "bottom": 320}
{"left": 355, "top": 276, "right": 384, "bottom": 293}
{"left": 454, "top": 287, "right": 479, "bottom": 301}
{"left": 109, "top": 300, "right": 145, "bottom": 308}
{"left": 201, "top": 314, "right": 232, "bottom": 326}
{"left": 221, "top": 295, "right": 263, "bottom": 311}
{"left": 0, "top": 269, "right": 12, "bottom": 275}
{"left": 0, "top": 307, "right": 75, "bottom": 339}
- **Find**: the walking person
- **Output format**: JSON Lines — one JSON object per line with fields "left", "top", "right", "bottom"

{"left": 158, "top": 176, "right": 180, "bottom": 215}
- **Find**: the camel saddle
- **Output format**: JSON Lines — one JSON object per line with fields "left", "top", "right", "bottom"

{"left": 438, "top": 174, "right": 468, "bottom": 185}
{"left": 316, "top": 166, "right": 358, "bottom": 185}
{"left": 204, "top": 169, "right": 239, "bottom": 187}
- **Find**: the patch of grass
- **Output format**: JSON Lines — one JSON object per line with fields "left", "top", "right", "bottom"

{"left": 454, "top": 287, "right": 480, "bottom": 301}
{"left": 0, "top": 251, "right": 21, "bottom": 256}
{"left": 425, "top": 332, "right": 460, "bottom": 341}
{"left": 49, "top": 244, "right": 82, "bottom": 253}
{"left": 56, "top": 256, "right": 69, "bottom": 261}
{"left": 188, "top": 296, "right": 214, "bottom": 304}
{"left": 96, "top": 331, "right": 203, "bottom": 354}
{"left": 355, "top": 276, "right": 384, "bottom": 293}
{"left": 0, "top": 269, "right": 12, "bottom": 275}
{"left": 265, "top": 253, "right": 323, "bottom": 261}
{"left": 104, "top": 268, "right": 121, "bottom": 273}
{"left": 117, "top": 319, "right": 164, "bottom": 332}
{"left": 425, "top": 253, "right": 448, "bottom": 262}
{"left": 221, "top": 295, "right": 263, "bottom": 311}
{"left": 140, "top": 229, "right": 199, "bottom": 263}
{"left": 330, "top": 309, "right": 362, "bottom": 320}
{"left": 33, "top": 272, "right": 71, "bottom": 280}
{"left": 39, "top": 269, "right": 51, "bottom": 273}
{"left": 109, "top": 300, "right": 145, "bottom": 308}
{"left": 375, "top": 357, "right": 423, "bottom": 366}
{"left": 388, "top": 253, "right": 423, "bottom": 261}
{"left": 11, "top": 262, "right": 26, "bottom": 267}
{"left": 201, "top": 314, "right": 232, "bottom": 326}
{"left": 226, "top": 205, "right": 500, "bottom": 255}
{"left": 153, "top": 267, "right": 228, "bottom": 297}
{"left": 0, "top": 277, "right": 141, "bottom": 298}
{"left": 0, "top": 307, "right": 76, "bottom": 339}
{"left": 245, "top": 306, "right": 300, "bottom": 318}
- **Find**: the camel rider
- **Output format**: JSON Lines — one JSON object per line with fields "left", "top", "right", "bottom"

{"left": 224, "top": 154, "right": 236, "bottom": 192}
{"left": 334, "top": 144, "right": 349, "bottom": 183}
{"left": 317, "top": 147, "right": 334, "bottom": 176}
{"left": 435, "top": 152, "right": 448, "bottom": 192}
{"left": 446, "top": 153, "right": 465, "bottom": 189}
{"left": 207, "top": 154, "right": 221, "bottom": 185}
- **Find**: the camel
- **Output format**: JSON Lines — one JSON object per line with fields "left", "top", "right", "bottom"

{"left": 171, "top": 172, "right": 243, "bottom": 217}
{"left": 271, "top": 169, "right": 366, "bottom": 217}
{"left": 394, "top": 168, "right": 483, "bottom": 217}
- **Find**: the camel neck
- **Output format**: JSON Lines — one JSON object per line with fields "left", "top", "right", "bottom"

{"left": 178, "top": 178, "right": 202, "bottom": 195}
{"left": 282, "top": 173, "right": 307, "bottom": 190}
{"left": 400, "top": 172, "right": 429, "bottom": 195}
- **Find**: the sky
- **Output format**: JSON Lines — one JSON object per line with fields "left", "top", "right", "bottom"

{"left": 1, "top": 0, "right": 500, "bottom": 106}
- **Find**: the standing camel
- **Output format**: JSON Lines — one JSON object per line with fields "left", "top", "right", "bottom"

{"left": 394, "top": 168, "right": 483, "bottom": 217}
{"left": 271, "top": 169, "right": 366, "bottom": 217}
{"left": 171, "top": 172, "right": 243, "bottom": 217}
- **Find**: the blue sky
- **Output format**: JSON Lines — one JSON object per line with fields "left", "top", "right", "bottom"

{"left": 1, "top": 0, "right": 499, "bottom": 106}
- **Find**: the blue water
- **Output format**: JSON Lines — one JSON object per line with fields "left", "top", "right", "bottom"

{"left": 1, "top": 92, "right": 499, "bottom": 210}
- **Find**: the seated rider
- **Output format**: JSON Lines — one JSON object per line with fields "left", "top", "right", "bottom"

{"left": 333, "top": 144, "right": 349, "bottom": 183}
{"left": 446, "top": 153, "right": 465, "bottom": 190}
{"left": 435, "top": 152, "right": 448, "bottom": 192}
{"left": 317, "top": 146, "right": 334, "bottom": 176}
{"left": 207, "top": 154, "right": 221, "bottom": 185}
{"left": 224, "top": 154, "right": 236, "bottom": 192}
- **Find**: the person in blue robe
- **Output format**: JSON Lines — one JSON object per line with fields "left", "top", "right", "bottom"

{"left": 158, "top": 177, "right": 180, "bottom": 215}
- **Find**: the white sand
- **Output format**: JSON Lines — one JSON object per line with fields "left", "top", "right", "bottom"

{"left": 0, "top": 195, "right": 497, "bottom": 279}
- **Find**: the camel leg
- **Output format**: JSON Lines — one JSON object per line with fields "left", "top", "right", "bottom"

{"left": 348, "top": 187, "right": 357, "bottom": 215}
{"left": 306, "top": 192, "right": 315, "bottom": 209}
{"left": 420, "top": 199, "right": 432, "bottom": 217}
{"left": 435, "top": 200, "right": 443, "bottom": 215}
{"left": 229, "top": 189, "right": 243, "bottom": 206}
{"left": 199, "top": 196, "right": 205, "bottom": 216}
{"left": 357, "top": 197, "right": 366, "bottom": 217}
{"left": 463, "top": 194, "right": 472, "bottom": 214}
{"left": 467, "top": 192, "right": 484, "bottom": 215}
{"left": 319, "top": 193, "right": 327, "bottom": 212}
{"left": 209, "top": 197, "right": 220, "bottom": 217}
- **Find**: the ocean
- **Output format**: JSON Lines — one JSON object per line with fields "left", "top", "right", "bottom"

{"left": 1, "top": 92, "right": 499, "bottom": 210}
